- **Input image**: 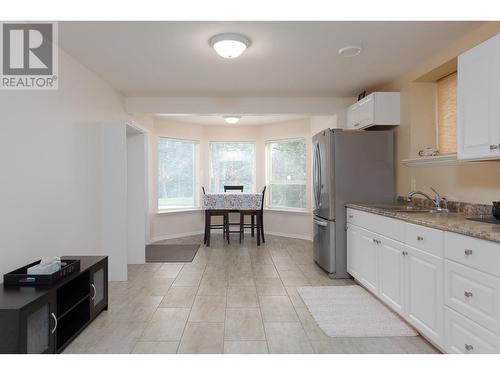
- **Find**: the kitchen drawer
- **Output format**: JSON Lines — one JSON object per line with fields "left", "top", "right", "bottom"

{"left": 445, "top": 260, "right": 500, "bottom": 334}
{"left": 445, "top": 232, "right": 500, "bottom": 277}
{"left": 346, "top": 208, "right": 404, "bottom": 242}
{"left": 405, "top": 223, "right": 444, "bottom": 258}
{"left": 445, "top": 307, "right": 500, "bottom": 354}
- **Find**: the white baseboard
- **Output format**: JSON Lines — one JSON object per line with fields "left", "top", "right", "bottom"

{"left": 149, "top": 230, "right": 312, "bottom": 243}
{"left": 149, "top": 230, "right": 204, "bottom": 244}
{"left": 265, "top": 231, "right": 313, "bottom": 241}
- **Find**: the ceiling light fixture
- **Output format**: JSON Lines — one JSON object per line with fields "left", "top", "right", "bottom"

{"left": 224, "top": 115, "right": 241, "bottom": 124}
{"left": 338, "top": 45, "right": 362, "bottom": 58}
{"left": 210, "top": 33, "right": 250, "bottom": 59}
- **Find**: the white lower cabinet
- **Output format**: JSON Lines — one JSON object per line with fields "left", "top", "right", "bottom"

{"left": 347, "top": 209, "right": 500, "bottom": 353}
{"left": 404, "top": 245, "right": 444, "bottom": 347}
{"left": 347, "top": 221, "right": 444, "bottom": 348}
{"left": 347, "top": 225, "right": 379, "bottom": 295}
{"left": 445, "top": 260, "right": 500, "bottom": 335}
{"left": 378, "top": 236, "right": 405, "bottom": 315}
{"left": 445, "top": 307, "right": 500, "bottom": 354}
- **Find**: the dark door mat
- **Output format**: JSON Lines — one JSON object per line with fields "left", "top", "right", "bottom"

{"left": 145, "top": 244, "right": 200, "bottom": 263}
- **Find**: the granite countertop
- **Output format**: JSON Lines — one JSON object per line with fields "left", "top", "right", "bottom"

{"left": 346, "top": 202, "right": 500, "bottom": 244}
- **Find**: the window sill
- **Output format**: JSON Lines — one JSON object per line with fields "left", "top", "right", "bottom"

{"left": 156, "top": 207, "right": 311, "bottom": 215}
{"left": 264, "top": 208, "right": 311, "bottom": 215}
{"left": 157, "top": 208, "right": 202, "bottom": 215}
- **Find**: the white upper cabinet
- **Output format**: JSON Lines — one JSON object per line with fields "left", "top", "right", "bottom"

{"left": 346, "top": 92, "right": 400, "bottom": 130}
{"left": 457, "top": 33, "right": 500, "bottom": 160}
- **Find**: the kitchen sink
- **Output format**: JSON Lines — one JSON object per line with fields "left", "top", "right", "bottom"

{"left": 394, "top": 206, "right": 437, "bottom": 213}
{"left": 394, "top": 207, "right": 434, "bottom": 213}
{"left": 370, "top": 204, "right": 443, "bottom": 213}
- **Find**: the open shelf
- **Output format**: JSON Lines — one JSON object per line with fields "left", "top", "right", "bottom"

{"left": 401, "top": 153, "right": 459, "bottom": 166}
{"left": 56, "top": 297, "right": 90, "bottom": 351}
{"left": 57, "top": 271, "right": 90, "bottom": 316}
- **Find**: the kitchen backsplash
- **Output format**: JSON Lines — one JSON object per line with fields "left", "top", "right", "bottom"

{"left": 396, "top": 196, "right": 493, "bottom": 217}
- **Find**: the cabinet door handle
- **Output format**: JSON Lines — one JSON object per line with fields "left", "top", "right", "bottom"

{"left": 349, "top": 215, "right": 354, "bottom": 219}
{"left": 417, "top": 236, "right": 424, "bottom": 241}
{"left": 464, "top": 291, "right": 473, "bottom": 298}
{"left": 464, "top": 344, "right": 474, "bottom": 351}
{"left": 91, "top": 283, "right": 97, "bottom": 301}
{"left": 464, "top": 249, "right": 473, "bottom": 256}
{"left": 51, "top": 313, "right": 58, "bottom": 334}
{"left": 490, "top": 144, "right": 498, "bottom": 151}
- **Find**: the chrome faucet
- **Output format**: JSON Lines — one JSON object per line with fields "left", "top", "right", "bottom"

{"left": 407, "top": 187, "right": 449, "bottom": 212}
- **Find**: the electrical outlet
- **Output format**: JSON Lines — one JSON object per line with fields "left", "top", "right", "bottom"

{"left": 410, "top": 177, "right": 416, "bottom": 191}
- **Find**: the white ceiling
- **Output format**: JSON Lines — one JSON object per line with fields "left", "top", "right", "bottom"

{"left": 59, "top": 21, "right": 480, "bottom": 97}
{"left": 155, "top": 114, "right": 307, "bottom": 126}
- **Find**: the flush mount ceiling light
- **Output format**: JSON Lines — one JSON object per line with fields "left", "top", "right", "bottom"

{"left": 210, "top": 33, "right": 250, "bottom": 59}
{"left": 223, "top": 115, "right": 241, "bottom": 124}
{"left": 338, "top": 45, "right": 362, "bottom": 58}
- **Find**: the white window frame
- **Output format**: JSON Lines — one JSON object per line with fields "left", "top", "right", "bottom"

{"left": 265, "top": 137, "right": 307, "bottom": 211}
{"left": 208, "top": 141, "right": 257, "bottom": 193}
{"left": 157, "top": 137, "right": 200, "bottom": 212}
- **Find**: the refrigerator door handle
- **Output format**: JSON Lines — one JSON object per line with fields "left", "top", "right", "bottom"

{"left": 313, "top": 142, "right": 322, "bottom": 209}
{"left": 313, "top": 218, "right": 328, "bottom": 227}
{"left": 313, "top": 142, "right": 320, "bottom": 208}
{"left": 317, "top": 143, "right": 322, "bottom": 206}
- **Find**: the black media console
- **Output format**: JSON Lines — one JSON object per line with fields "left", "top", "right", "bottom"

{"left": 0, "top": 256, "right": 108, "bottom": 353}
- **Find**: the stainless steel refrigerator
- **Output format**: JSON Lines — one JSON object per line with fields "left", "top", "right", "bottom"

{"left": 312, "top": 129, "right": 394, "bottom": 278}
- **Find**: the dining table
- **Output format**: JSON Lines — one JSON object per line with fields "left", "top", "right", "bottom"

{"left": 202, "top": 192, "right": 264, "bottom": 245}
{"left": 202, "top": 192, "right": 262, "bottom": 210}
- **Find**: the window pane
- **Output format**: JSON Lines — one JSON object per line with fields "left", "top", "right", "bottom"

{"left": 270, "top": 183, "right": 306, "bottom": 209}
{"left": 437, "top": 72, "right": 457, "bottom": 154}
{"left": 158, "top": 138, "right": 197, "bottom": 209}
{"left": 209, "top": 142, "right": 255, "bottom": 193}
{"left": 270, "top": 140, "right": 306, "bottom": 182}
{"left": 268, "top": 139, "right": 306, "bottom": 209}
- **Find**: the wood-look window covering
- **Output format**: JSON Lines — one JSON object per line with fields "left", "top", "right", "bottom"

{"left": 436, "top": 72, "right": 457, "bottom": 154}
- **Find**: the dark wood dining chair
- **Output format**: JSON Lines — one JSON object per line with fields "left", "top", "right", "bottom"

{"left": 202, "top": 186, "right": 229, "bottom": 246}
{"left": 240, "top": 186, "right": 266, "bottom": 245}
{"left": 223, "top": 185, "right": 244, "bottom": 242}
{"left": 224, "top": 185, "right": 244, "bottom": 192}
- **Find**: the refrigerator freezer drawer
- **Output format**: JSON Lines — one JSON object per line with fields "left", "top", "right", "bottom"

{"left": 313, "top": 216, "right": 335, "bottom": 274}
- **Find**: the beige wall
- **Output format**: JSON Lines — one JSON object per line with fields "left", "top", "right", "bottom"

{"left": 0, "top": 49, "right": 131, "bottom": 280}
{"left": 381, "top": 22, "right": 500, "bottom": 204}
{"left": 149, "top": 117, "right": 319, "bottom": 241}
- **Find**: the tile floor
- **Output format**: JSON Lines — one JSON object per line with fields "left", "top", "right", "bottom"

{"left": 63, "top": 234, "right": 439, "bottom": 354}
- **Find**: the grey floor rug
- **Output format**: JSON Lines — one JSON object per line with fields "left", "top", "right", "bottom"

{"left": 145, "top": 244, "right": 200, "bottom": 263}
{"left": 297, "top": 285, "right": 417, "bottom": 337}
